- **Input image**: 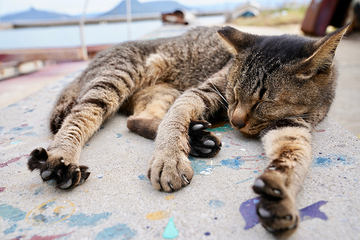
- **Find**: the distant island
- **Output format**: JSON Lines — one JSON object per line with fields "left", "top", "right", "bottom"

{"left": 0, "top": 7, "right": 72, "bottom": 22}
{"left": 0, "top": 0, "right": 189, "bottom": 22}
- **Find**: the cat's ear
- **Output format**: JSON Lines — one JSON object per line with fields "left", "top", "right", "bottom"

{"left": 297, "top": 23, "right": 350, "bottom": 79}
{"left": 217, "top": 26, "right": 256, "bottom": 55}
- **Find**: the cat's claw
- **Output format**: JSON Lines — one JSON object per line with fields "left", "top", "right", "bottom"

{"left": 189, "top": 120, "right": 222, "bottom": 158}
{"left": 252, "top": 172, "right": 299, "bottom": 235}
{"left": 28, "top": 147, "right": 90, "bottom": 189}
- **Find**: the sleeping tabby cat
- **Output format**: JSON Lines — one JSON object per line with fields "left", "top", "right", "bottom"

{"left": 27, "top": 24, "right": 349, "bottom": 234}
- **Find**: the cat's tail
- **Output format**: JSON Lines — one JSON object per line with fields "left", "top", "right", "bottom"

{"left": 49, "top": 78, "right": 81, "bottom": 134}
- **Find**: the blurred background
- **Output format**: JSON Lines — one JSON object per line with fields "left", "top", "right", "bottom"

{"left": 0, "top": 0, "right": 359, "bottom": 136}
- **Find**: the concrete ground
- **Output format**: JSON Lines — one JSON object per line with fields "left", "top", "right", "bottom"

{"left": 0, "top": 24, "right": 360, "bottom": 240}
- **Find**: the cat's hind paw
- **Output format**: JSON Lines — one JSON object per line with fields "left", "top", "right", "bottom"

{"left": 28, "top": 147, "right": 90, "bottom": 189}
{"left": 189, "top": 120, "right": 221, "bottom": 158}
{"left": 252, "top": 172, "right": 299, "bottom": 235}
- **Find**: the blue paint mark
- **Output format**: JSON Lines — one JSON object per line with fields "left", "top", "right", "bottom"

{"left": 9, "top": 125, "right": 33, "bottom": 133}
{"left": 204, "top": 232, "right": 211, "bottom": 236}
{"left": 0, "top": 204, "right": 26, "bottom": 222}
{"left": 220, "top": 156, "right": 245, "bottom": 169}
{"left": 209, "top": 200, "right": 225, "bottom": 208}
{"left": 314, "top": 154, "right": 350, "bottom": 167}
{"left": 116, "top": 133, "right": 122, "bottom": 138}
{"left": 67, "top": 212, "right": 111, "bottom": 227}
{"left": 95, "top": 223, "right": 137, "bottom": 240}
{"left": 239, "top": 198, "right": 328, "bottom": 230}
{"left": 7, "top": 103, "right": 18, "bottom": 108}
{"left": 189, "top": 157, "right": 218, "bottom": 175}
{"left": 34, "top": 187, "right": 43, "bottom": 195}
{"left": 23, "top": 132, "right": 38, "bottom": 136}
{"left": 236, "top": 177, "right": 253, "bottom": 184}
{"left": 24, "top": 108, "right": 35, "bottom": 113}
{"left": 4, "top": 224, "right": 17, "bottom": 234}
{"left": 10, "top": 140, "right": 22, "bottom": 145}
{"left": 208, "top": 123, "right": 232, "bottom": 132}
{"left": 40, "top": 200, "right": 55, "bottom": 210}
{"left": 138, "top": 174, "right": 146, "bottom": 180}
{"left": 163, "top": 217, "right": 179, "bottom": 239}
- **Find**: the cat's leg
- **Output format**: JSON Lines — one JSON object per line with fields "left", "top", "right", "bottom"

{"left": 49, "top": 79, "right": 81, "bottom": 134}
{"left": 252, "top": 120, "right": 312, "bottom": 234}
{"left": 148, "top": 64, "right": 230, "bottom": 192}
{"left": 126, "top": 84, "right": 221, "bottom": 156}
{"left": 126, "top": 84, "right": 181, "bottom": 140}
{"left": 28, "top": 75, "right": 136, "bottom": 189}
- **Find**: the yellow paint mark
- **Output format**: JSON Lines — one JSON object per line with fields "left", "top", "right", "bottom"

{"left": 146, "top": 211, "right": 169, "bottom": 220}
{"left": 53, "top": 206, "right": 64, "bottom": 214}
{"left": 165, "top": 195, "right": 175, "bottom": 200}
{"left": 26, "top": 199, "right": 76, "bottom": 225}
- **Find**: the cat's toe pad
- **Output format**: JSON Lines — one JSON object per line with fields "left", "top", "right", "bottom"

{"left": 256, "top": 197, "right": 299, "bottom": 235}
{"left": 252, "top": 172, "right": 287, "bottom": 200}
{"left": 189, "top": 120, "right": 221, "bottom": 158}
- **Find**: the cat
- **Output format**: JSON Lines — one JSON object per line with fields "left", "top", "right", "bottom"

{"left": 27, "top": 24, "right": 349, "bottom": 234}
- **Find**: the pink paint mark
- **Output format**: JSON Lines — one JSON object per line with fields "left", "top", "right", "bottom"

{"left": 0, "top": 187, "right": 5, "bottom": 192}
{"left": 30, "top": 232, "right": 73, "bottom": 240}
{"left": 0, "top": 155, "right": 27, "bottom": 168}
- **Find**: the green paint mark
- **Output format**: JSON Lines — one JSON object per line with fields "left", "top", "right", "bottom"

{"left": 163, "top": 217, "right": 179, "bottom": 239}
{"left": 208, "top": 123, "right": 232, "bottom": 132}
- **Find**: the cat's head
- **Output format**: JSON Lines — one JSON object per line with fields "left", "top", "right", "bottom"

{"left": 218, "top": 25, "right": 349, "bottom": 136}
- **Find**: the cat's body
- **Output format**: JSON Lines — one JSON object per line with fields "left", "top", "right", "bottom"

{"left": 28, "top": 25, "right": 348, "bottom": 235}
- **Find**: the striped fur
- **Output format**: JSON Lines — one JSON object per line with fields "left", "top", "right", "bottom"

{"left": 28, "top": 25, "right": 349, "bottom": 235}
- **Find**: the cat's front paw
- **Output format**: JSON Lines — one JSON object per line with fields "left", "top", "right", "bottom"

{"left": 189, "top": 120, "right": 221, "bottom": 158}
{"left": 252, "top": 171, "right": 299, "bottom": 235}
{"left": 28, "top": 147, "right": 90, "bottom": 189}
{"left": 148, "top": 152, "right": 193, "bottom": 192}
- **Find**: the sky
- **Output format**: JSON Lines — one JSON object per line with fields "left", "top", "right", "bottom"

{"left": 0, "top": 0, "right": 253, "bottom": 16}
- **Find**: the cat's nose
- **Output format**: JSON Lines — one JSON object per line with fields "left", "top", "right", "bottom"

{"left": 231, "top": 109, "right": 247, "bottom": 129}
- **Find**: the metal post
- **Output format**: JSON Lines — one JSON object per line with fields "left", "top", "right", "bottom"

{"left": 126, "top": 0, "right": 132, "bottom": 40}
{"left": 80, "top": 0, "right": 89, "bottom": 60}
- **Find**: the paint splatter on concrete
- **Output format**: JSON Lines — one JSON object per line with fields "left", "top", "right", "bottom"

{"left": 29, "top": 232, "right": 73, "bottom": 240}
{"left": 163, "top": 217, "right": 179, "bottom": 239}
{"left": 236, "top": 177, "right": 254, "bottom": 184}
{"left": 138, "top": 174, "right": 147, "bottom": 180}
{"left": 239, "top": 198, "right": 328, "bottom": 230}
{"left": 314, "top": 154, "right": 350, "bottom": 167}
{"left": 27, "top": 199, "right": 75, "bottom": 225}
{"left": 220, "top": 157, "right": 245, "bottom": 169}
{"left": 165, "top": 195, "right": 175, "bottom": 200}
{"left": 190, "top": 157, "right": 217, "bottom": 175}
{"left": 239, "top": 198, "right": 260, "bottom": 230}
{"left": 0, "top": 187, "right": 5, "bottom": 192}
{"left": 0, "top": 204, "right": 26, "bottom": 222}
{"left": 95, "top": 224, "right": 137, "bottom": 240}
{"left": 34, "top": 187, "right": 43, "bottom": 196}
{"left": 208, "top": 123, "right": 232, "bottom": 132}
{"left": 300, "top": 201, "right": 328, "bottom": 221}
{"left": 4, "top": 224, "right": 17, "bottom": 235}
{"left": 66, "top": 212, "right": 111, "bottom": 227}
{"left": 146, "top": 211, "right": 169, "bottom": 220}
{"left": 116, "top": 133, "right": 122, "bottom": 138}
{"left": 209, "top": 200, "right": 225, "bottom": 208}
{"left": 0, "top": 155, "right": 24, "bottom": 168}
